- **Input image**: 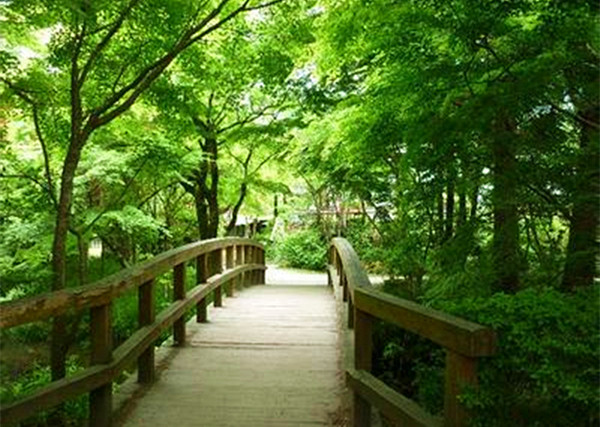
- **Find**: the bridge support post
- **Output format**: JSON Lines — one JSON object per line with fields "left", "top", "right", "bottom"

{"left": 90, "top": 303, "right": 112, "bottom": 427}
{"left": 235, "top": 245, "right": 243, "bottom": 291}
{"left": 354, "top": 308, "right": 373, "bottom": 426}
{"left": 213, "top": 250, "right": 223, "bottom": 307}
{"left": 225, "top": 246, "right": 234, "bottom": 297}
{"left": 138, "top": 279, "right": 155, "bottom": 383}
{"left": 444, "top": 351, "right": 477, "bottom": 426}
{"left": 259, "top": 248, "right": 265, "bottom": 284}
{"left": 196, "top": 254, "right": 208, "bottom": 322}
{"left": 174, "top": 262, "right": 186, "bottom": 346}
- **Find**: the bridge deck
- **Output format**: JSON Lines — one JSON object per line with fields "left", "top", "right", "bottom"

{"left": 120, "top": 268, "right": 346, "bottom": 426}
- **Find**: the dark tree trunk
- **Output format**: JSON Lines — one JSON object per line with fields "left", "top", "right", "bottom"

{"left": 491, "top": 123, "right": 520, "bottom": 293}
{"left": 458, "top": 190, "right": 467, "bottom": 227}
{"left": 226, "top": 182, "right": 247, "bottom": 235}
{"left": 444, "top": 179, "right": 455, "bottom": 241}
{"left": 206, "top": 137, "right": 219, "bottom": 238}
{"left": 436, "top": 191, "right": 444, "bottom": 243}
{"left": 469, "top": 185, "right": 479, "bottom": 223}
{"left": 562, "top": 106, "right": 599, "bottom": 291}
{"left": 51, "top": 130, "right": 86, "bottom": 382}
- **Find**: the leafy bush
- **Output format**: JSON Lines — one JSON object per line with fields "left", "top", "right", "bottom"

{"left": 271, "top": 229, "right": 327, "bottom": 270}
{"left": 421, "top": 287, "right": 599, "bottom": 426}
{"left": 374, "top": 287, "right": 599, "bottom": 425}
{"left": 0, "top": 356, "right": 87, "bottom": 426}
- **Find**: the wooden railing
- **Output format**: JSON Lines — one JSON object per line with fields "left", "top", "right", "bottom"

{"left": 0, "top": 237, "right": 266, "bottom": 427}
{"left": 327, "top": 238, "right": 496, "bottom": 427}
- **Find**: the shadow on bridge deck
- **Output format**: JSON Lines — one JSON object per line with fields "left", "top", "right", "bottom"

{"left": 115, "top": 266, "right": 348, "bottom": 426}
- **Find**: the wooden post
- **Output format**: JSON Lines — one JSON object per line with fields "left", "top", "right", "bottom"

{"left": 260, "top": 248, "right": 266, "bottom": 284}
{"left": 245, "top": 245, "right": 252, "bottom": 286}
{"left": 196, "top": 254, "right": 207, "bottom": 322}
{"left": 236, "top": 245, "right": 243, "bottom": 290}
{"left": 444, "top": 350, "right": 478, "bottom": 427}
{"left": 342, "top": 273, "right": 349, "bottom": 302}
{"left": 213, "top": 249, "right": 223, "bottom": 307}
{"left": 247, "top": 246, "right": 254, "bottom": 285}
{"left": 173, "top": 262, "right": 186, "bottom": 346}
{"left": 354, "top": 308, "right": 373, "bottom": 426}
{"left": 226, "top": 246, "right": 234, "bottom": 297}
{"left": 347, "top": 295, "right": 354, "bottom": 329}
{"left": 138, "top": 279, "right": 155, "bottom": 383}
{"left": 89, "top": 303, "right": 112, "bottom": 427}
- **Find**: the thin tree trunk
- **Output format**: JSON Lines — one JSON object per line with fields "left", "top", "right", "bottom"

{"left": 562, "top": 106, "right": 599, "bottom": 291}
{"left": 226, "top": 182, "right": 247, "bottom": 235}
{"left": 491, "top": 122, "right": 520, "bottom": 293}
{"left": 458, "top": 190, "right": 467, "bottom": 227}
{"left": 444, "top": 178, "right": 455, "bottom": 241}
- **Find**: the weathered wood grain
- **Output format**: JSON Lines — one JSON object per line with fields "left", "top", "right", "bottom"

{"left": 0, "top": 263, "right": 266, "bottom": 425}
{"left": 353, "top": 287, "right": 496, "bottom": 357}
{"left": 0, "top": 238, "right": 263, "bottom": 328}
{"left": 346, "top": 369, "right": 442, "bottom": 427}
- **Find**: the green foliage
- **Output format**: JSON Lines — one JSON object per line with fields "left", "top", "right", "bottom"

{"left": 0, "top": 356, "right": 87, "bottom": 425}
{"left": 425, "top": 287, "right": 600, "bottom": 425}
{"left": 271, "top": 228, "right": 327, "bottom": 270}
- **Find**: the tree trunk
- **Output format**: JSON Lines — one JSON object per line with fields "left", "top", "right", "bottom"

{"left": 206, "top": 137, "right": 219, "bottom": 238}
{"left": 458, "top": 190, "right": 467, "bottom": 227}
{"left": 436, "top": 191, "right": 444, "bottom": 243}
{"left": 51, "top": 133, "right": 86, "bottom": 382}
{"left": 562, "top": 106, "right": 599, "bottom": 291}
{"left": 226, "top": 182, "right": 247, "bottom": 235}
{"left": 491, "top": 123, "right": 520, "bottom": 293}
{"left": 444, "top": 178, "right": 455, "bottom": 241}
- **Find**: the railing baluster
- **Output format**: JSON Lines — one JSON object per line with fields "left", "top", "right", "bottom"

{"left": 89, "top": 303, "right": 112, "bottom": 427}
{"left": 173, "top": 262, "right": 186, "bottom": 346}
{"left": 354, "top": 308, "right": 374, "bottom": 426}
{"left": 196, "top": 254, "right": 208, "bottom": 322}
{"left": 213, "top": 249, "right": 223, "bottom": 307}
{"left": 226, "top": 246, "right": 234, "bottom": 297}
{"left": 138, "top": 279, "right": 155, "bottom": 383}
{"left": 260, "top": 247, "right": 266, "bottom": 284}
{"left": 444, "top": 351, "right": 478, "bottom": 426}
{"left": 236, "top": 245, "right": 243, "bottom": 291}
{"left": 342, "top": 272, "right": 348, "bottom": 302}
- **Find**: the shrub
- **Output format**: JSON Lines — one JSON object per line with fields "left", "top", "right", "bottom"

{"left": 0, "top": 356, "right": 87, "bottom": 425}
{"left": 271, "top": 229, "right": 327, "bottom": 270}
{"left": 421, "top": 286, "right": 600, "bottom": 426}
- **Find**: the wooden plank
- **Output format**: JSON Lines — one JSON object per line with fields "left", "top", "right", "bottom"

{"left": 346, "top": 369, "right": 442, "bottom": 427}
{"left": 353, "top": 287, "right": 496, "bottom": 357}
{"left": 235, "top": 245, "right": 243, "bottom": 291}
{"left": 354, "top": 308, "right": 373, "bottom": 426}
{"left": 89, "top": 303, "right": 112, "bottom": 427}
{"left": 196, "top": 254, "right": 207, "bottom": 323}
{"left": 122, "top": 284, "right": 341, "bottom": 426}
{"left": 173, "top": 263, "right": 186, "bottom": 346}
{"left": 0, "top": 238, "right": 264, "bottom": 328}
{"left": 0, "top": 264, "right": 265, "bottom": 425}
{"left": 138, "top": 280, "right": 155, "bottom": 384}
{"left": 225, "top": 246, "right": 234, "bottom": 297}
{"left": 331, "top": 238, "right": 371, "bottom": 295}
{"left": 212, "top": 250, "right": 223, "bottom": 307}
{"left": 443, "top": 350, "right": 477, "bottom": 427}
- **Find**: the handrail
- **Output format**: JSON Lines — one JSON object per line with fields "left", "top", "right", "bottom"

{"left": 0, "top": 237, "right": 266, "bottom": 426}
{"left": 327, "top": 237, "right": 496, "bottom": 427}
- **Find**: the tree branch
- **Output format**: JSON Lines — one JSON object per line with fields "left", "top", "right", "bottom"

{"left": 79, "top": 0, "right": 142, "bottom": 86}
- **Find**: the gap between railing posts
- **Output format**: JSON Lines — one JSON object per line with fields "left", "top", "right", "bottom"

{"left": 327, "top": 237, "right": 496, "bottom": 427}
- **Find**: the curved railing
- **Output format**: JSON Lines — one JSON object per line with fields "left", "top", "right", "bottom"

{"left": 327, "top": 237, "right": 496, "bottom": 427}
{"left": 0, "top": 237, "right": 266, "bottom": 426}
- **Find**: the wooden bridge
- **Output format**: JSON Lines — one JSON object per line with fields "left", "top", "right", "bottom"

{"left": 0, "top": 238, "right": 496, "bottom": 426}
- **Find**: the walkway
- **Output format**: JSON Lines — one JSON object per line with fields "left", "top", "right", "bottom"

{"left": 119, "top": 266, "right": 347, "bottom": 426}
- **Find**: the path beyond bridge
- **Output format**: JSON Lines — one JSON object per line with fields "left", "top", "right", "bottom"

{"left": 119, "top": 266, "right": 347, "bottom": 426}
